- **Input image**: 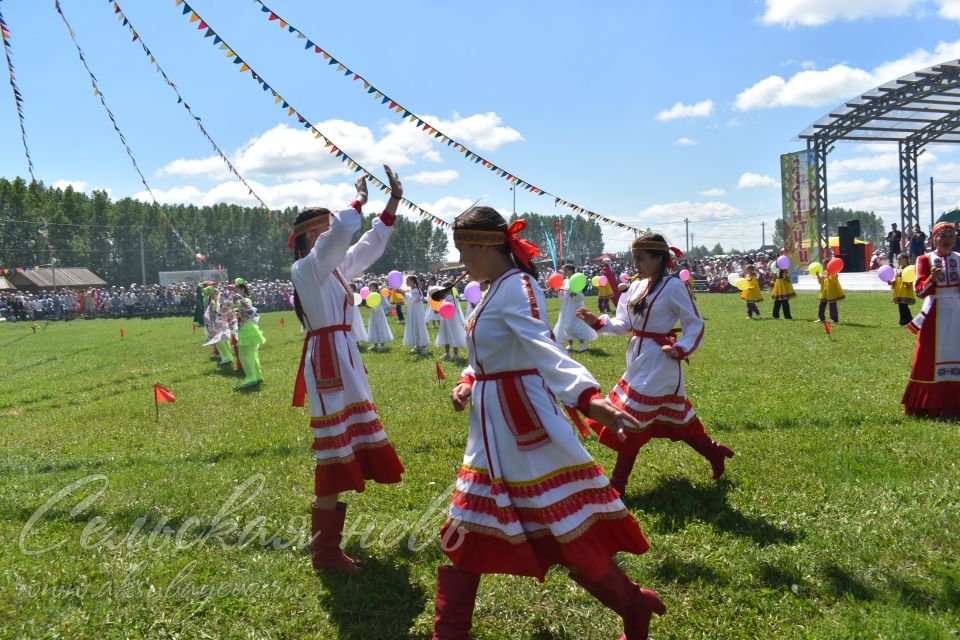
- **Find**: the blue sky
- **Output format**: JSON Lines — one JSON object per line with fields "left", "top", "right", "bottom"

{"left": 3, "top": 0, "right": 960, "bottom": 258}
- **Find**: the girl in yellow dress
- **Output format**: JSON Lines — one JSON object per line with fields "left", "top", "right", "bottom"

{"left": 771, "top": 268, "right": 796, "bottom": 319}
{"left": 816, "top": 266, "right": 845, "bottom": 323}
{"left": 891, "top": 253, "right": 916, "bottom": 326}
{"left": 740, "top": 264, "right": 763, "bottom": 319}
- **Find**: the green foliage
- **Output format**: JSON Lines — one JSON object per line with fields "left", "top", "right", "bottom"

{"left": 1, "top": 293, "right": 958, "bottom": 638}
{"left": 773, "top": 208, "right": 886, "bottom": 249}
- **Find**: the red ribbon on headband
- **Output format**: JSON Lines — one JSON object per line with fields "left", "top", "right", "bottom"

{"left": 506, "top": 220, "right": 541, "bottom": 268}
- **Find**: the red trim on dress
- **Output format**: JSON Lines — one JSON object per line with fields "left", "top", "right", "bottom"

{"left": 314, "top": 442, "right": 404, "bottom": 496}
{"left": 457, "top": 464, "right": 605, "bottom": 499}
{"left": 311, "top": 419, "right": 387, "bottom": 452}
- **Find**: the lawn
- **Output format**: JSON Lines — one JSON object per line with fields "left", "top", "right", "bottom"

{"left": 1, "top": 292, "right": 958, "bottom": 639}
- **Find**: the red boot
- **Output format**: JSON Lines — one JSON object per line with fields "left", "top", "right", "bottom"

{"left": 310, "top": 501, "right": 361, "bottom": 573}
{"left": 570, "top": 563, "right": 665, "bottom": 640}
{"left": 609, "top": 449, "right": 639, "bottom": 496}
{"left": 683, "top": 434, "right": 734, "bottom": 480}
{"left": 432, "top": 565, "right": 481, "bottom": 640}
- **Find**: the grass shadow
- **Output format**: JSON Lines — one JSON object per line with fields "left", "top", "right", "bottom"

{"left": 316, "top": 555, "right": 427, "bottom": 640}
{"left": 625, "top": 476, "right": 801, "bottom": 546}
{"left": 758, "top": 561, "right": 805, "bottom": 593}
{"left": 654, "top": 552, "right": 724, "bottom": 585}
{"left": 823, "top": 563, "right": 876, "bottom": 601}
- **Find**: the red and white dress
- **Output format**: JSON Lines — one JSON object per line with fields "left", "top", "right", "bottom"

{"left": 903, "top": 250, "right": 960, "bottom": 417}
{"left": 441, "top": 268, "right": 648, "bottom": 582}
{"left": 589, "top": 276, "right": 707, "bottom": 450}
{"left": 291, "top": 205, "right": 404, "bottom": 496}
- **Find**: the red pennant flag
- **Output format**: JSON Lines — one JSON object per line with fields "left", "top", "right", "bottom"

{"left": 192, "top": 322, "right": 197, "bottom": 333}
{"left": 824, "top": 321, "right": 832, "bottom": 335}
{"left": 154, "top": 383, "right": 176, "bottom": 403}
{"left": 120, "top": 327, "right": 126, "bottom": 338}
{"left": 279, "top": 317, "right": 285, "bottom": 327}
{"left": 435, "top": 362, "right": 446, "bottom": 381}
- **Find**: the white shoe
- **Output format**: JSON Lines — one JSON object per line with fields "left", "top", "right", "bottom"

{"left": 814, "top": 319, "right": 823, "bottom": 323}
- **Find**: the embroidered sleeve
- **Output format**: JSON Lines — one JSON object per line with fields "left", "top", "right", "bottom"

{"left": 597, "top": 281, "right": 637, "bottom": 336}
{"left": 670, "top": 278, "right": 705, "bottom": 358}
{"left": 297, "top": 207, "right": 362, "bottom": 280}
{"left": 340, "top": 216, "right": 395, "bottom": 281}
{"left": 915, "top": 255, "right": 935, "bottom": 297}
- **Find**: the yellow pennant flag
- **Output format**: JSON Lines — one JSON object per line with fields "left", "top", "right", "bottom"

{"left": 240, "top": 63, "right": 250, "bottom": 73}
{"left": 274, "top": 95, "right": 281, "bottom": 104}
{"left": 287, "top": 107, "right": 295, "bottom": 116}
{"left": 175, "top": 0, "right": 183, "bottom": 4}
{"left": 279, "top": 20, "right": 287, "bottom": 28}
{"left": 189, "top": 12, "right": 200, "bottom": 23}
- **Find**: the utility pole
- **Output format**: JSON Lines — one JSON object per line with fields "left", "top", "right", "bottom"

{"left": 139, "top": 229, "right": 147, "bottom": 285}
{"left": 690, "top": 232, "right": 694, "bottom": 250}
{"left": 684, "top": 217, "right": 690, "bottom": 253}
{"left": 761, "top": 221, "right": 766, "bottom": 247}
{"left": 930, "top": 176, "right": 935, "bottom": 231}
{"left": 511, "top": 184, "right": 516, "bottom": 217}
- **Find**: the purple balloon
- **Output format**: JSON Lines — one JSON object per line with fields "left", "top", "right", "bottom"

{"left": 464, "top": 281, "right": 482, "bottom": 305}
{"left": 776, "top": 255, "right": 791, "bottom": 270}
{"left": 387, "top": 270, "right": 403, "bottom": 289}
{"left": 877, "top": 265, "right": 895, "bottom": 283}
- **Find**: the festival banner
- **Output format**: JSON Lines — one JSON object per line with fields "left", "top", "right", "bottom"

{"left": 244, "top": 0, "right": 641, "bottom": 233}
{"left": 172, "top": 0, "right": 451, "bottom": 228}
{"left": 780, "top": 150, "right": 818, "bottom": 268}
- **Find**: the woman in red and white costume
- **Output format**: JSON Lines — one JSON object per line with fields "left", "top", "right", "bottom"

{"left": 577, "top": 233, "right": 733, "bottom": 495}
{"left": 289, "top": 167, "right": 405, "bottom": 573}
{"left": 902, "top": 222, "right": 960, "bottom": 417}
{"left": 433, "top": 206, "right": 664, "bottom": 640}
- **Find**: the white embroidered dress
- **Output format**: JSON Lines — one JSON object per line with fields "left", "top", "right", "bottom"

{"left": 553, "top": 279, "right": 598, "bottom": 343}
{"left": 441, "top": 268, "right": 648, "bottom": 582}
{"left": 290, "top": 206, "right": 404, "bottom": 496}
{"left": 402, "top": 288, "right": 429, "bottom": 348}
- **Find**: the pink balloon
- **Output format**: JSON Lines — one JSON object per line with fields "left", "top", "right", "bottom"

{"left": 438, "top": 301, "right": 456, "bottom": 319}
{"left": 360, "top": 286, "right": 370, "bottom": 299}
{"left": 288, "top": 295, "right": 294, "bottom": 306}
{"left": 598, "top": 275, "right": 608, "bottom": 287}
{"left": 679, "top": 269, "right": 691, "bottom": 282}
{"left": 619, "top": 273, "right": 630, "bottom": 283}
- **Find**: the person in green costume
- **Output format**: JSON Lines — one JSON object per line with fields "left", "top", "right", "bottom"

{"left": 233, "top": 278, "right": 266, "bottom": 388}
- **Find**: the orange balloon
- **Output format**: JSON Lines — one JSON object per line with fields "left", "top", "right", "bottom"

{"left": 547, "top": 272, "right": 564, "bottom": 290}
{"left": 380, "top": 288, "right": 391, "bottom": 299}
{"left": 430, "top": 297, "right": 442, "bottom": 311}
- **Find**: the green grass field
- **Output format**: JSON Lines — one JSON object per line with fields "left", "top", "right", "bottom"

{"left": 2, "top": 293, "right": 959, "bottom": 639}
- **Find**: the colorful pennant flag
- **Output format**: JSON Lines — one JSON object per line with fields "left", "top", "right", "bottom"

{"left": 153, "top": 382, "right": 176, "bottom": 420}
{"left": 435, "top": 361, "right": 446, "bottom": 385}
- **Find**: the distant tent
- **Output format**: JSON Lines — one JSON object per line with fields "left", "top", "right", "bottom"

{"left": 936, "top": 209, "right": 960, "bottom": 224}
{"left": 7, "top": 267, "right": 106, "bottom": 291}
{"left": 0, "top": 276, "right": 15, "bottom": 291}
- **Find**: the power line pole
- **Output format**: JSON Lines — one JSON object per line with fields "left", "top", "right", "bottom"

{"left": 139, "top": 229, "right": 147, "bottom": 285}
{"left": 761, "top": 221, "right": 766, "bottom": 247}
{"left": 930, "top": 176, "right": 935, "bottom": 231}
{"left": 684, "top": 217, "right": 690, "bottom": 253}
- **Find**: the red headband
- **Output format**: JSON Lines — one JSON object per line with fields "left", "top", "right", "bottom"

{"left": 932, "top": 221, "right": 956, "bottom": 240}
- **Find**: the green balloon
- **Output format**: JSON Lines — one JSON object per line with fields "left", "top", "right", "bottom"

{"left": 569, "top": 273, "right": 587, "bottom": 293}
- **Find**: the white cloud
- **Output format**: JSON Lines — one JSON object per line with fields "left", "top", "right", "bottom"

{"left": 761, "top": 0, "right": 922, "bottom": 26}
{"left": 158, "top": 157, "right": 230, "bottom": 180}
{"left": 424, "top": 112, "right": 522, "bottom": 151}
{"left": 134, "top": 179, "right": 381, "bottom": 212}
{"left": 737, "top": 172, "right": 779, "bottom": 188}
{"left": 831, "top": 149, "right": 936, "bottom": 175}
{"left": 700, "top": 187, "right": 727, "bottom": 197}
{"left": 52, "top": 180, "right": 88, "bottom": 192}
{"left": 656, "top": 100, "right": 715, "bottom": 121}
{"left": 735, "top": 39, "right": 960, "bottom": 110}
{"left": 940, "top": 0, "right": 960, "bottom": 19}
{"left": 674, "top": 137, "right": 698, "bottom": 145}
{"left": 829, "top": 177, "right": 893, "bottom": 194}
{"left": 417, "top": 196, "right": 475, "bottom": 221}
{"left": 405, "top": 170, "right": 459, "bottom": 185}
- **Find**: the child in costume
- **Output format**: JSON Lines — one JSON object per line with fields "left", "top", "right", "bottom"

{"left": 577, "top": 233, "right": 734, "bottom": 495}
{"left": 425, "top": 276, "right": 440, "bottom": 328}
{"left": 436, "top": 280, "right": 467, "bottom": 361}
{"left": 741, "top": 264, "right": 763, "bottom": 320}
{"left": 816, "top": 267, "right": 845, "bottom": 324}
{"left": 403, "top": 275, "right": 430, "bottom": 355}
{"left": 553, "top": 263, "right": 598, "bottom": 352}
{"left": 289, "top": 168, "right": 405, "bottom": 573}
{"left": 891, "top": 253, "right": 916, "bottom": 326}
{"left": 902, "top": 222, "right": 960, "bottom": 417}
{"left": 233, "top": 279, "right": 266, "bottom": 388}
{"left": 390, "top": 286, "right": 405, "bottom": 324}
{"left": 433, "top": 206, "right": 664, "bottom": 640}
{"left": 771, "top": 268, "right": 796, "bottom": 319}
{"left": 366, "top": 280, "right": 394, "bottom": 351}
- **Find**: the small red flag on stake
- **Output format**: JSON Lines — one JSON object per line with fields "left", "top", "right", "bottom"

{"left": 279, "top": 317, "right": 285, "bottom": 328}
{"left": 435, "top": 361, "right": 445, "bottom": 386}
{"left": 192, "top": 322, "right": 197, "bottom": 333}
{"left": 824, "top": 321, "right": 833, "bottom": 341}
{"left": 154, "top": 383, "right": 175, "bottom": 420}
{"left": 120, "top": 327, "right": 126, "bottom": 338}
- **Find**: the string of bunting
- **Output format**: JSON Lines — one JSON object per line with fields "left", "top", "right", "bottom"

{"left": 54, "top": 0, "right": 195, "bottom": 255}
{"left": 1, "top": 266, "right": 45, "bottom": 275}
{"left": 248, "top": 0, "right": 641, "bottom": 233}
{"left": 0, "top": 0, "right": 55, "bottom": 257}
{"left": 174, "top": 0, "right": 451, "bottom": 228}
{"left": 104, "top": 0, "right": 278, "bottom": 227}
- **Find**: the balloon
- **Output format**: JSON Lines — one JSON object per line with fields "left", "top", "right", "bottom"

{"left": 569, "top": 273, "right": 587, "bottom": 293}
{"left": 464, "top": 281, "right": 482, "bottom": 305}
{"left": 598, "top": 275, "right": 608, "bottom": 287}
{"left": 735, "top": 278, "right": 749, "bottom": 291}
{"left": 877, "top": 265, "right": 896, "bottom": 283}
{"left": 591, "top": 275, "right": 601, "bottom": 288}
{"left": 353, "top": 293, "right": 362, "bottom": 306}
{"left": 365, "top": 292, "right": 382, "bottom": 308}
{"left": 381, "top": 288, "right": 391, "bottom": 299}
{"left": 808, "top": 262, "right": 823, "bottom": 276}
{"left": 620, "top": 273, "right": 630, "bottom": 283}
{"left": 439, "top": 301, "right": 456, "bottom": 319}
{"left": 776, "top": 255, "right": 791, "bottom": 270}
{"left": 901, "top": 265, "right": 917, "bottom": 283}
{"left": 827, "top": 258, "right": 845, "bottom": 274}
{"left": 678, "top": 269, "right": 691, "bottom": 282}
{"left": 360, "top": 286, "right": 370, "bottom": 300}
{"left": 430, "top": 297, "right": 442, "bottom": 311}
{"left": 727, "top": 273, "right": 739, "bottom": 287}
{"left": 288, "top": 295, "right": 294, "bottom": 307}
{"left": 547, "top": 273, "right": 564, "bottom": 289}
{"left": 387, "top": 270, "right": 403, "bottom": 289}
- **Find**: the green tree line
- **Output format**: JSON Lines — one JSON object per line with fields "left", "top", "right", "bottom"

{"left": 509, "top": 212, "right": 605, "bottom": 268}
{"left": 0, "top": 178, "right": 448, "bottom": 284}
{"left": 773, "top": 207, "right": 886, "bottom": 249}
